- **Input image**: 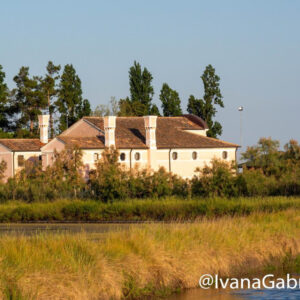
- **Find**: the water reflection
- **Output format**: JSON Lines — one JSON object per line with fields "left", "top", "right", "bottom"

{"left": 0, "top": 223, "right": 132, "bottom": 235}
{"left": 167, "top": 289, "right": 241, "bottom": 300}
{"left": 167, "top": 288, "right": 300, "bottom": 300}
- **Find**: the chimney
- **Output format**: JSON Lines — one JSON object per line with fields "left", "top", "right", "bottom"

{"left": 38, "top": 115, "right": 50, "bottom": 144}
{"left": 104, "top": 116, "right": 116, "bottom": 147}
{"left": 144, "top": 115, "right": 157, "bottom": 149}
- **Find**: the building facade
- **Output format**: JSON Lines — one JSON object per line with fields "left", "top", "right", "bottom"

{"left": 0, "top": 114, "right": 239, "bottom": 181}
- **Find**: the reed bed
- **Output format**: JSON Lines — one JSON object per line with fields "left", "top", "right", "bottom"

{"left": 0, "top": 209, "right": 300, "bottom": 299}
{"left": 0, "top": 196, "right": 299, "bottom": 222}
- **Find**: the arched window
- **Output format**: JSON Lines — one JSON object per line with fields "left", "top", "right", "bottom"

{"left": 192, "top": 151, "right": 197, "bottom": 160}
{"left": 134, "top": 152, "right": 140, "bottom": 161}
{"left": 172, "top": 152, "right": 178, "bottom": 160}
{"left": 222, "top": 151, "right": 228, "bottom": 159}
{"left": 120, "top": 153, "right": 126, "bottom": 161}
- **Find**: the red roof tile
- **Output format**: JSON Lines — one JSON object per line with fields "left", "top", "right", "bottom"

{"left": 0, "top": 139, "right": 45, "bottom": 151}
{"left": 81, "top": 115, "right": 238, "bottom": 149}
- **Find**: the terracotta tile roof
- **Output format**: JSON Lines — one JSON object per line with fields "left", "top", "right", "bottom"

{"left": 58, "top": 136, "right": 105, "bottom": 149}
{"left": 81, "top": 115, "right": 238, "bottom": 149}
{"left": 0, "top": 139, "right": 45, "bottom": 151}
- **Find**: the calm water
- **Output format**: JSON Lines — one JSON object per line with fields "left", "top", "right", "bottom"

{"left": 0, "top": 223, "right": 132, "bottom": 235}
{"left": 167, "top": 288, "right": 300, "bottom": 300}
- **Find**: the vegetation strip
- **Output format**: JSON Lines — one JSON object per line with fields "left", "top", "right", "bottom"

{"left": 0, "top": 196, "right": 299, "bottom": 222}
{"left": 0, "top": 209, "right": 300, "bottom": 299}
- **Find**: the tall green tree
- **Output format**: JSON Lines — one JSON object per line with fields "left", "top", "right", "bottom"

{"left": 119, "top": 61, "right": 158, "bottom": 116}
{"left": 41, "top": 61, "right": 61, "bottom": 138}
{"left": 56, "top": 64, "right": 91, "bottom": 132}
{"left": 159, "top": 83, "right": 182, "bottom": 116}
{"left": 187, "top": 65, "right": 224, "bottom": 138}
{"left": 12, "top": 67, "right": 47, "bottom": 135}
{"left": 0, "top": 65, "right": 10, "bottom": 130}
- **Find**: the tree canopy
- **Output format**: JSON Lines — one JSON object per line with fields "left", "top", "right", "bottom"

{"left": 159, "top": 83, "right": 182, "bottom": 116}
{"left": 56, "top": 64, "right": 91, "bottom": 132}
{"left": 118, "top": 61, "right": 159, "bottom": 116}
{"left": 187, "top": 65, "right": 224, "bottom": 138}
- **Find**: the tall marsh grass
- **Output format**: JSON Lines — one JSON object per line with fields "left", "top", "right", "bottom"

{"left": 0, "top": 210, "right": 300, "bottom": 299}
{"left": 0, "top": 196, "right": 299, "bottom": 222}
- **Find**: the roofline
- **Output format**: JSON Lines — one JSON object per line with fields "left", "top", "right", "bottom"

{"left": 182, "top": 114, "right": 209, "bottom": 129}
{"left": 82, "top": 118, "right": 104, "bottom": 134}
{"left": 0, "top": 142, "right": 12, "bottom": 152}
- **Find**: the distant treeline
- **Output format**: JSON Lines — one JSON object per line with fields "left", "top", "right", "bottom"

{"left": 0, "top": 137, "right": 300, "bottom": 202}
{"left": 0, "top": 61, "right": 225, "bottom": 139}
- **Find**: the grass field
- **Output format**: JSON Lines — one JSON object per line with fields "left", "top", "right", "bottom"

{"left": 0, "top": 209, "right": 300, "bottom": 299}
{"left": 0, "top": 196, "right": 300, "bottom": 222}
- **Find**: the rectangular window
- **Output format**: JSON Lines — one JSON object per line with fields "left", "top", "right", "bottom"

{"left": 94, "top": 153, "right": 99, "bottom": 162}
{"left": 18, "top": 155, "right": 25, "bottom": 167}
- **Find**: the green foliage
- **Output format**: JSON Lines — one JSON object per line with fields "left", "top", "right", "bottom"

{"left": 118, "top": 61, "right": 157, "bottom": 116}
{"left": 89, "top": 147, "right": 189, "bottom": 202}
{"left": 12, "top": 66, "right": 47, "bottom": 135}
{"left": 92, "top": 97, "right": 119, "bottom": 117}
{"left": 40, "top": 61, "right": 61, "bottom": 138}
{"left": 56, "top": 64, "right": 91, "bottom": 132}
{"left": 241, "top": 137, "right": 283, "bottom": 177}
{"left": 0, "top": 65, "right": 10, "bottom": 130}
{"left": 159, "top": 83, "right": 182, "bottom": 116}
{"left": 0, "top": 160, "right": 7, "bottom": 182}
{"left": 187, "top": 64, "right": 224, "bottom": 138}
{"left": 191, "top": 159, "right": 244, "bottom": 198}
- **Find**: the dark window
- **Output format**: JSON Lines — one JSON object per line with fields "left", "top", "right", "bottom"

{"left": 192, "top": 151, "right": 197, "bottom": 160}
{"left": 172, "top": 152, "right": 178, "bottom": 160}
{"left": 120, "top": 153, "right": 126, "bottom": 161}
{"left": 94, "top": 153, "right": 99, "bottom": 162}
{"left": 222, "top": 151, "right": 228, "bottom": 159}
{"left": 18, "top": 155, "right": 24, "bottom": 167}
{"left": 134, "top": 152, "right": 140, "bottom": 161}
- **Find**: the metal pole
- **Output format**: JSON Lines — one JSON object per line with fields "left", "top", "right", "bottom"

{"left": 238, "top": 106, "right": 244, "bottom": 150}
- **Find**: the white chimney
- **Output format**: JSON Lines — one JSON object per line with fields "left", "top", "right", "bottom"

{"left": 38, "top": 115, "right": 50, "bottom": 144}
{"left": 104, "top": 116, "right": 116, "bottom": 147}
{"left": 144, "top": 115, "right": 157, "bottom": 149}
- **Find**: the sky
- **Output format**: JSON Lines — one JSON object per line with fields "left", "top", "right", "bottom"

{"left": 1, "top": 0, "right": 300, "bottom": 153}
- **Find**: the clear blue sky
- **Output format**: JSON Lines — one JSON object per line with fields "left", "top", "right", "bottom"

{"left": 1, "top": 0, "right": 299, "bottom": 152}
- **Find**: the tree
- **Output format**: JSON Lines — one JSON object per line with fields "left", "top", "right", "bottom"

{"left": 149, "top": 104, "right": 160, "bottom": 116}
{"left": 187, "top": 65, "right": 224, "bottom": 138}
{"left": 41, "top": 61, "right": 61, "bottom": 138}
{"left": 159, "top": 83, "right": 182, "bottom": 116}
{"left": 56, "top": 64, "right": 91, "bottom": 132}
{"left": 241, "top": 137, "right": 282, "bottom": 177}
{"left": 93, "top": 97, "right": 119, "bottom": 117}
{"left": 12, "top": 67, "right": 47, "bottom": 135}
{"left": 119, "top": 61, "right": 156, "bottom": 116}
{"left": 0, "top": 65, "right": 10, "bottom": 131}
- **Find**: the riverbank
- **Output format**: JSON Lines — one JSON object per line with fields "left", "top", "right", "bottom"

{"left": 0, "top": 196, "right": 300, "bottom": 222}
{"left": 0, "top": 209, "right": 300, "bottom": 299}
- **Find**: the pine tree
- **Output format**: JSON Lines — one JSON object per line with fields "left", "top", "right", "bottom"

{"left": 0, "top": 65, "right": 9, "bottom": 130}
{"left": 12, "top": 67, "right": 47, "bottom": 135}
{"left": 159, "top": 83, "right": 182, "bottom": 116}
{"left": 56, "top": 64, "right": 91, "bottom": 132}
{"left": 187, "top": 65, "right": 224, "bottom": 138}
{"left": 41, "top": 61, "right": 61, "bottom": 138}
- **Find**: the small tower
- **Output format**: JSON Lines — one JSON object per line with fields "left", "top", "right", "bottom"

{"left": 104, "top": 116, "right": 116, "bottom": 147}
{"left": 38, "top": 115, "right": 50, "bottom": 144}
{"left": 144, "top": 115, "right": 157, "bottom": 149}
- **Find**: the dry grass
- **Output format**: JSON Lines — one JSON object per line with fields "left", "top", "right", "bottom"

{"left": 0, "top": 209, "right": 300, "bottom": 299}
